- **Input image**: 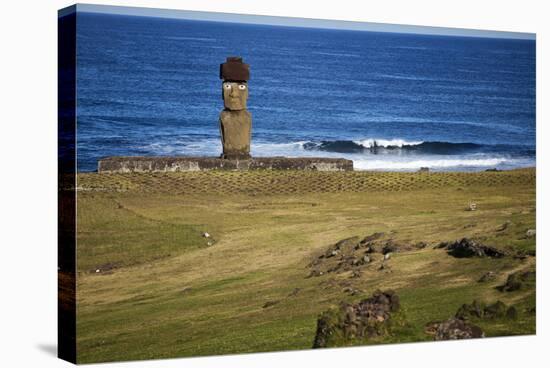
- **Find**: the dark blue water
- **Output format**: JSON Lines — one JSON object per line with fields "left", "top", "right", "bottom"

{"left": 76, "top": 12, "right": 536, "bottom": 172}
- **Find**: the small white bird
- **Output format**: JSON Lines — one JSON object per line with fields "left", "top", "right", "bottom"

{"left": 202, "top": 232, "right": 210, "bottom": 238}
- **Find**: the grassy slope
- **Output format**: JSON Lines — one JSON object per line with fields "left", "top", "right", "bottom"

{"left": 75, "top": 169, "right": 536, "bottom": 363}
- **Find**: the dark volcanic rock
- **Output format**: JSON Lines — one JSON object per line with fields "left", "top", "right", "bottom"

{"left": 455, "top": 300, "right": 485, "bottom": 319}
{"left": 382, "top": 242, "right": 399, "bottom": 255}
{"left": 414, "top": 241, "right": 428, "bottom": 249}
{"left": 262, "top": 300, "right": 280, "bottom": 308}
{"left": 430, "top": 297, "right": 523, "bottom": 340}
{"left": 325, "top": 237, "right": 360, "bottom": 258}
{"left": 439, "top": 238, "right": 506, "bottom": 258}
{"left": 483, "top": 301, "right": 508, "bottom": 319}
{"left": 313, "top": 290, "right": 401, "bottom": 348}
{"left": 499, "top": 270, "right": 536, "bottom": 292}
{"left": 455, "top": 300, "right": 517, "bottom": 321}
{"left": 434, "top": 318, "right": 484, "bottom": 340}
{"left": 496, "top": 221, "right": 511, "bottom": 232}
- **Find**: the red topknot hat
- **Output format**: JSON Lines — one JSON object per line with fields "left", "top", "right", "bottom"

{"left": 220, "top": 56, "right": 250, "bottom": 81}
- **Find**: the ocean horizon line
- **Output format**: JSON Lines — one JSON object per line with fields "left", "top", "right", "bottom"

{"left": 61, "top": 4, "right": 536, "bottom": 41}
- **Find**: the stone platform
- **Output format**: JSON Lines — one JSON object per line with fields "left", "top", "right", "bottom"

{"left": 98, "top": 156, "right": 353, "bottom": 173}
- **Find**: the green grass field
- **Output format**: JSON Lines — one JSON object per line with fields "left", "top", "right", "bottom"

{"left": 75, "top": 168, "right": 536, "bottom": 363}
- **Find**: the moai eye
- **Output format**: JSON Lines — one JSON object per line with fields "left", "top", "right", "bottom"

{"left": 224, "top": 83, "right": 232, "bottom": 90}
{"left": 238, "top": 84, "right": 247, "bottom": 90}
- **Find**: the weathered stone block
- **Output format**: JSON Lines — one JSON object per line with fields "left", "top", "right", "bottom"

{"left": 98, "top": 156, "right": 353, "bottom": 173}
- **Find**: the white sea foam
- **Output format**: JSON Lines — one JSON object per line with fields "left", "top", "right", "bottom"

{"left": 353, "top": 138, "right": 424, "bottom": 148}
{"left": 353, "top": 158, "right": 509, "bottom": 171}
{"left": 251, "top": 141, "right": 308, "bottom": 156}
{"left": 137, "top": 139, "right": 533, "bottom": 172}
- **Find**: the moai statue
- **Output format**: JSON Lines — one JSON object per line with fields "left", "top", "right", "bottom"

{"left": 219, "top": 56, "right": 252, "bottom": 159}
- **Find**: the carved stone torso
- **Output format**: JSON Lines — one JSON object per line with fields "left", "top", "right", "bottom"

{"left": 218, "top": 57, "right": 252, "bottom": 159}
{"left": 219, "top": 110, "right": 252, "bottom": 159}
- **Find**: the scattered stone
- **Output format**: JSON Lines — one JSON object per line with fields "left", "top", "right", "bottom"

{"left": 498, "top": 270, "right": 536, "bottom": 292}
{"left": 496, "top": 221, "right": 511, "bottom": 232}
{"left": 438, "top": 238, "right": 506, "bottom": 258}
{"left": 350, "top": 270, "right": 362, "bottom": 278}
{"left": 206, "top": 241, "right": 213, "bottom": 246}
{"left": 202, "top": 232, "right": 211, "bottom": 238}
{"left": 313, "top": 290, "right": 401, "bottom": 348}
{"left": 263, "top": 300, "right": 280, "bottom": 308}
{"left": 307, "top": 269, "right": 324, "bottom": 278}
{"left": 92, "top": 262, "right": 119, "bottom": 274}
{"left": 342, "top": 287, "right": 361, "bottom": 296}
{"left": 322, "top": 236, "right": 359, "bottom": 258}
{"left": 434, "top": 318, "right": 484, "bottom": 340}
{"left": 455, "top": 300, "right": 517, "bottom": 320}
{"left": 455, "top": 299, "right": 485, "bottom": 319}
{"left": 384, "top": 253, "right": 392, "bottom": 260}
{"left": 468, "top": 202, "right": 477, "bottom": 211}
{"left": 288, "top": 288, "right": 301, "bottom": 297}
{"left": 513, "top": 253, "right": 529, "bottom": 260}
{"left": 482, "top": 301, "right": 508, "bottom": 319}
{"left": 414, "top": 242, "right": 428, "bottom": 249}
{"left": 311, "top": 233, "right": 418, "bottom": 278}
{"left": 478, "top": 271, "right": 497, "bottom": 283}
{"left": 424, "top": 321, "right": 440, "bottom": 336}
{"left": 525, "top": 229, "right": 536, "bottom": 238}
{"left": 382, "top": 243, "right": 398, "bottom": 255}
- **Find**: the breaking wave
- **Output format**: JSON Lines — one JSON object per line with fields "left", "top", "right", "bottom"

{"left": 128, "top": 137, "right": 534, "bottom": 172}
{"left": 301, "top": 139, "right": 494, "bottom": 155}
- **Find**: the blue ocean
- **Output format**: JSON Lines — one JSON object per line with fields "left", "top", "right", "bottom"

{"left": 76, "top": 12, "right": 536, "bottom": 172}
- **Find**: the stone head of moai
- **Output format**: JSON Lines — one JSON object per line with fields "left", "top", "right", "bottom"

{"left": 219, "top": 56, "right": 252, "bottom": 159}
{"left": 220, "top": 56, "right": 250, "bottom": 110}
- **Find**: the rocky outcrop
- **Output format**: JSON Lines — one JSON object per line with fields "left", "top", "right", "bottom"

{"left": 437, "top": 238, "right": 506, "bottom": 258}
{"left": 308, "top": 233, "right": 420, "bottom": 278}
{"left": 313, "top": 290, "right": 401, "bottom": 348}
{"left": 455, "top": 300, "right": 517, "bottom": 320}
{"left": 498, "top": 270, "right": 536, "bottom": 292}
{"left": 427, "top": 299, "right": 521, "bottom": 341}
{"left": 433, "top": 318, "right": 484, "bottom": 340}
